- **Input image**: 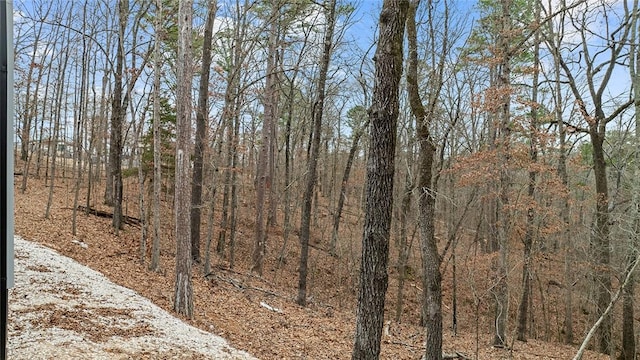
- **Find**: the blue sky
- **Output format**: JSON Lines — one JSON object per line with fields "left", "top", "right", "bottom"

{"left": 346, "top": 0, "right": 479, "bottom": 49}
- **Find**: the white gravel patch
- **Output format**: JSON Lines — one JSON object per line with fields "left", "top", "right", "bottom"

{"left": 8, "top": 236, "right": 257, "bottom": 360}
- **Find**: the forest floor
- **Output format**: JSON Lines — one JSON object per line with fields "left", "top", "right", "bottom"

{"left": 10, "top": 168, "right": 611, "bottom": 359}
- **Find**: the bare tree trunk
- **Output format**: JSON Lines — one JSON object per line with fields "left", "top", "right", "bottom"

{"left": 352, "top": 1, "right": 408, "bottom": 358}
{"left": 45, "top": 40, "right": 71, "bottom": 219}
{"left": 203, "top": 174, "right": 216, "bottom": 275}
{"left": 34, "top": 53, "right": 56, "bottom": 179}
{"left": 278, "top": 59, "right": 300, "bottom": 264}
{"left": 517, "top": 5, "right": 540, "bottom": 340}
{"left": 491, "top": 0, "right": 513, "bottom": 347}
{"left": 72, "top": 8, "right": 89, "bottom": 236}
{"left": 217, "top": 112, "right": 231, "bottom": 255}
{"left": 86, "top": 52, "right": 100, "bottom": 214}
{"left": 228, "top": 99, "right": 242, "bottom": 268}
{"left": 297, "top": 0, "right": 337, "bottom": 306}
{"left": 252, "top": 2, "right": 280, "bottom": 276}
{"left": 405, "top": 1, "right": 449, "bottom": 357}
{"left": 395, "top": 172, "right": 412, "bottom": 323}
{"left": 622, "top": 3, "right": 640, "bottom": 358}
{"left": 573, "top": 253, "right": 640, "bottom": 360}
{"left": 590, "top": 130, "right": 612, "bottom": 355}
{"left": 149, "top": 0, "right": 163, "bottom": 273}
{"left": 19, "top": 3, "right": 52, "bottom": 164}
{"left": 331, "top": 118, "right": 369, "bottom": 256}
{"left": 20, "top": 3, "right": 52, "bottom": 192}
{"left": 191, "top": 0, "right": 217, "bottom": 264}
{"left": 544, "top": 2, "right": 635, "bottom": 351}
{"left": 107, "top": 0, "right": 129, "bottom": 235}
{"left": 173, "top": 0, "right": 194, "bottom": 319}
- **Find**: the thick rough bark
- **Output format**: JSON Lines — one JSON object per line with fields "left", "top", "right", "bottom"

{"left": 351, "top": 1, "right": 408, "bottom": 359}
{"left": 174, "top": 0, "right": 194, "bottom": 319}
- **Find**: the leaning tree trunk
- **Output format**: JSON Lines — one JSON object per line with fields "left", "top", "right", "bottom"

{"left": 351, "top": 1, "right": 408, "bottom": 359}
{"left": 405, "top": 1, "right": 448, "bottom": 357}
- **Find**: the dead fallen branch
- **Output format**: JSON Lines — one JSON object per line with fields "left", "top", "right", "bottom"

{"left": 73, "top": 205, "right": 142, "bottom": 227}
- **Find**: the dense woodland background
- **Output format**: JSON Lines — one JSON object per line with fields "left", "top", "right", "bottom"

{"left": 12, "top": 0, "right": 640, "bottom": 359}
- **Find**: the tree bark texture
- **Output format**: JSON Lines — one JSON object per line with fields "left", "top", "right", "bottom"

{"left": 591, "top": 129, "right": 611, "bottom": 355}
{"left": 174, "top": 0, "right": 194, "bottom": 319}
{"left": 351, "top": 1, "right": 408, "bottom": 359}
